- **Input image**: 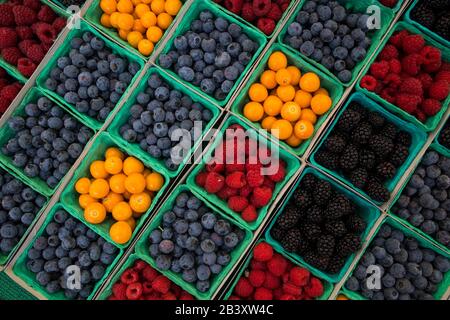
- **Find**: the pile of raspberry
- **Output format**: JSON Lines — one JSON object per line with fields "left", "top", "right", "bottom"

{"left": 108, "top": 259, "right": 195, "bottom": 300}
{"left": 0, "top": 0, "right": 66, "bottom": 77}
{"left": 213, "top": 0, "right": 291, "bottom": 35}
{"left": 195, "top": 124, "right": 287, "bottom": 224}
{"left": 229, "top": 242, "right": 324, "bottom": 300}
{"left": 360, "top": 30, "right": 450, "bottom": 124}
{"left": 0, "top": 67, "right": 22, "bottom": 115}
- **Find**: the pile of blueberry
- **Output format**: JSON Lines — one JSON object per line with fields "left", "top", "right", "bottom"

{"left": 392, "top": 150, "right": 450, "bottom": 249}
{"left": 44, "top": 31, "right": 141, "bottom": 122}
{"left": 119, "top": 73, "right": 214, "bottom": 172}
{"left": 158, "top": 10, "right": 259, "bottom": 101}
{"left": 147, "top": 191, "right": 246, "bottom": 293}
{"left": 345, "top": 224, "right": 450, "bottom": 300}
{"left": 1, "top": 95, "right": 93, "bottom": 189}
{"left": 0, "top": 169, "right": 47, "bottom": 257}
{"left": 284, "top": 0, "right": 373, "bottom": 83}
{"left": 25, "top": 208, "right": 119, "bottom": 299}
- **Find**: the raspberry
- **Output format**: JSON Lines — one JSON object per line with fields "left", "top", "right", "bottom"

{"left": 37, "top": 5, "right": 57, "bottom": 24}
{"left": 262, "top": 177, "right": 275, "bottom": 191}
{"left": 421, "top": 99, "right": 442, "bottom": 116}
{"left": 142, "top": 282, "right": 153, "bottom": 294}
{"left": 228, "top": 196, "right": 249, "bottom": 213}
{"left": 383, "top": 73, "right": 401, "bottom": 89}
{"left": 226, "top": 171, "right": 247, "bottom": 189}
{"left": 12, "top": 5, "right": 37, "bottom": 26}
{"left": 228, "top": 295, "right": 241, "bottom": 300}
{"left": 53, "top": 17, "right": 66, "bottom": 33}
{"left": 112, "top": 282, "right": 127, "bottom": 300}
{"left": 226, "top": 163, "right": 245, "bottom": 173}
{"left": 126, "top": 283, "right": 143, "bottom": 300}
{"left": 17, "top": 57, "right": 36, "bottom": 77}
{"left": 263, "top": 272, "right": 280, "bottom": 289}
{"left": 246, "top": 169, "right": 264, "bottom": 187}
{"left": 396, "top": 94, "right": 421, "bottom": 114}
{"left": 402, "top": 53, "right": 423, "bottom": 76}
{"left": 250, "top": 259, "right": 266, "bottom": 271}
{"left": 257, "top": 18, "right": 276, "bottom": 35}
{"left": 435, "top": 70, "right": 450, "bottom": 84}
{"left": 1, "top": 47, "right": 22, "bottom": 65}
{"left": 120, "top": 269, "right": 139, "bottom": 285}
{"left": 142, "top": 266, "right": 158, "bottom": 281}
{"left": 442, "top": 62, "right": 450, "bottom": 72}
{"left": 241, "top": 204, "right": 257, "bottom": 222}
{"left": 217, "top": 186, "right": 239, "bottom": 200}
{"left": 16, "top": 26, "right": 33, "bottom": 40}
{"left": 253, "top": 242, "right": 273, "bottom": 262}
{"left": 0, "top": 27, "right": 17, "bottom": 49}
{"left": 248, "top": 270, "right": 266, "bottom": 287}
{"left": 1, "top": 84, "right": 20, "bottom": 100}
{"left": 380, "top": 87, "right": 396, "bottom": 104}
{"left": 267, "top": 253, "right": 288, "bottom": 277}
{"left": 0, "top": 4, "right": 14, "bottom": 27}
{"left": 380, "top": 0, "right": 397, "bottom": 7}
{"left": 23, "top": 0, "right": 41, "bottom": 11}
{"left": 152, "top": 275, "right": 171, "bottom": 294}
{"left": 224, "top": 0, "right": 244, "bottom": 14}
{"left": 423, "top": 60, "right": 442, "bottom": 73}
{"left": 402, "top": 34, "right": 425, "bottom": 54}
{"left": 378, "top": 44, "right": 399, "bottom": 61}
{"left": 241, "top": 2, "right": 256, "bottom": 21}
{"left": 417, "top": 73, "right": 433, "bottom": 90}
{"left": 304, "top": 277, "right": 323, "bottom": 298}
{"left": 415, "top": 110, "right": 427, "bottom": 123}
{"left": 162, "top": 292, "right": 177, "bottom": 300}
{"left": 206, "top": 158, "right": 225, "bottom": 173}
{"left": 421, "top": 46, "right": 441, "bottom": 65}
{"left": 360, "top": 75, "right": 377, "bottom": 91}
{"left": 235, "top": 278, "right": 254, "bottom": 298}
{"left": 289, "top": 267, "right": 310, "bottom": 287}
{"left": 283, "top": 282, "right": 301, "bottom": 295}
{"left": 389, "top": 59, "right": 401, "bottom": 74}
{"left": 400, "top": 77, "right": 423, "bottom": 96}
{"left": 179, "top": 292, "right": 195, "bottom": 300}
{"left": 204, "top": 172, "right": 225, "bottom": 193}
{"left": 254, "top": 287, "right": 273, "bottom": 300}
{"left": 267, "top": 3, "right": 282, "bottom": 21}
{"left": 26, "top": 43, "right": 45, "bottom": 63}
{"left": 369, "top": 61, "right": 390, "bottom": 79}
{"left": 251, "top": 186, "right": 272, "bottom": 208}
{"left": 33, "top": 22, "right": 56, "bottom": 44}
{"left": 18, "top": 39, "right": 35, "bottom": 56}
{"left": 133, "top": 260, "right": 147, "bottom": 271}
{"left": 280, "top": 293, "right": 297, "bottom": 300}
{"left": 429, "top": 80, "right": 449, "bottom": 101}
{"left": 268, "top": 165, "right": 286, "bottom": 182}
{"left": 389, "top": 30, "right": 409, "bottom": 48}
{"left": 239, "top": 184, "right": 253, "bottom": 197}
{"left": 253, "top": 0, "right": 272, "bottom": 16}
{"left": 195, "top": 171, "right": 208, "bottom": 187}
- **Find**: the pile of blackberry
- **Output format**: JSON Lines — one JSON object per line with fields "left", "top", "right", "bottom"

{"left": 315, "top": 102, "right": 412, "bottom": 203}
{"left": 439, "top": 120, "right": 450, "bottom": 150}
{"left": 411, "top": 0, "right": 450, "bottom": 41}
{"left": 270, "top": 173, "right": 366, "bottom": 275}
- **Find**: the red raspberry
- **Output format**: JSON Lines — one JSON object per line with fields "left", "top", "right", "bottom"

{"left": 241, "top": 204, "right": 258, "bottom": 222}
{"left": 378, "top": 44, "right": 399, "bottom": 61}
{"left": 402, "top": 34, "right": 425, "bottom": 54}
{"left": 421, "top": 46, "right": 441, "bottom": 66}
{"left": 112, "top": 282, "right": 127, "bottom": 300}
{"left": 389, "top": 59, "right": 401, "bottom": 74}
{"left": 289, "top": 267, "right": 310, "bottom": 287}
{"left": 37, "top": 5, "right": 57, "bottom": 23}
{"left": 33, "top": 22, "right": 56, "bottom": 44}
{"left": 254, "top": 287, "right": 273, "bottom": 300}
{"left": 380, "top": 87, "right": 396, "bottom": 104}
{"left": 257, "top": 18, "right": 276, "bottom": 35}
{"left": 152, "top": 275, "right": 171, "bottom": 294}
{"left": 248, "top": 270, "right": 266, "bottom": 287}
{"left": 224, "top": 0, "right": 244, "bottom": 14}
{"left": 304, "top": 277, "right": 324, "bottom": 298}
{"left": 383, "top": 73, "right": 401, "bottom": 89}
{"left": 442, "top": 62, "right": 450, "bottom": 71}
{"left": 217, "top": 186, "right": 239, "bottom": 200}
{"left": 396, "top": 94, "right": 421, "bottom": 114}
{"left": 195, "top": 171, "right": 208, "bottom": 187}
{"left": 360, "top": 75, "right": 377, "bottom": 91}
{"left": 142, "top": 266, "right": 158, "bottom": 281}
{"left": 1, "top": 47, "right": 22, "bottom": 65}
{"left": 16, "top": 26, "right": 33, "bottom": 40}
{"left": 253, "top": 242, "right": 274, "bottom": 262}
{"left": 240, "top": 184, "right": 253, "bottom": 197}
{"left": 246, "top": 159, "right": 262, "bottom": 172}
{"left": 126, "top": 283, "right": 143, "bottom": 300}
{"left": 18, "top": 57, "right": 36, "bottom": 77}
{"left": 435, "top": 70, "right": 450, "bottom": 84}
{"left": 380, "top": 0, "right": 398, "bottom": 8}
{"left": 415, "top": 110, "right": 427, "bottom": 123}
{"left": 179, "top": 292, "right": 195, "bottom": 300}
{"left": 268, "top": 165, "right": 285, "bottom": 182}
{"left": 0, "top": 27, "right": 17, "bottom": 49}
{"left": 421, "top": 99, "right": 442, "bottom": 116}
{"left": 389, "top": 30, "right": 409, "bottom": 48}
{"left": 162, "top": 292, "right": 177, "bottom": 300}
{"left": 120, "top": 269, "right": 139, "bottom": 285}
{"left": 424, "top": 60, "right": 442, "bottom": 73}
{"left": 267, "top": 3, "right": 282, "bottom": 21}
{"left": 241, "top": 2, "right": 256, "bottom": 21}
{"left": 23, "top": 0, "right": 41, "bottom": 10}
{"left": 226, "top": 163, "right": 245, "bottom": 173}
{"left": 246, "top": 169, "right": 264, "bottom": 187}
{"left": 283, "top": 282, "right": 302, "bottom": 295}
{"left": 142, "top": 282, "right": 154, "bottom": 294}
{"left": 226, "top": 171, "right": 247, "bottom": 188}
{"left": 206, "top": 158, "right": 225, "bottom": 173}
{"left": 18, "top": 39, "right": 35, "bottom": 55}
{"left": 417, "top": 73, "right": 434, "bottom": 90}
{"left": 53, "top": 17, "right": 67, "bottom": 33}
{"left": 0, "top": 4, "right": 14, "bottom": 27}
{"left": 228, "top": 196, "right": 249, "bottom": 212}
{"left": 253, "top": 0, "right": 272, "bottom": 16}
{"left": 262, "top": 177, "right": 275, "bottom": 190}
{"left": 133, "top": 260, "right": 147, "bottom": 271}
{"left": 273, "top": 287, "right": 284, "bottom": 299}
{"left": 251, "top": 186, "right": 272, "bottom": 208}
{"left": 204, "top": 172, "right": 225, "bottom": 193}
{"left": 234, "top": 278, "right": 254, "bottom": 298}
{"left": 1, "top": 84, "right": 20, "bottom": 100}
{"left": 400, "top": 77, "right": 423, "bottom": 96}
{"left": 228, "top": 295, "right": 241, "bottom": 300}
{"left": 250, "top": 259, "right": 266, "bottom": 271}
{"left": 12, "top": 5, "right": 37, "bottom": 26}
{"left": 26, "top": 43, "right": 45, "bottom": 63}
{"left": 280, "top": 294, "right": 297, "bottom": 300}
{"left": 428, "top": 80, "right": 449, "bottom": 101}
{"left": 401, "top": 53, "right": 423, "bottom": 76}
{"left": 369, "top": 61, "right": 389, "bottom": 80}
{"left": 263, "top": 272, "right": 280, "bottom": 289}
{"left": 267, "top": 253, "right": 288, "bottom": 277}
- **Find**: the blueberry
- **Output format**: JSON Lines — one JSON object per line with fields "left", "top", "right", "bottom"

{"left": 350, "top": 47, "right": 366, "bottom": 62}
{"left": 300, "top": 41, "right": 314, "bottom": 57}
{"left": 0, "top": 223, "right": 18, "bottom": 239}
{"left": 408, "top": 249, "right": 423, "bottom": 263}
{"left": 217, "top": 251, "right": 230, "bottom": 266}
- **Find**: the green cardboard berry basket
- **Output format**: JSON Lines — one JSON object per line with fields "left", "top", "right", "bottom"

{"left": 434, "top": 122, "right": 450, "bottom": 158}
{"left": 265, "top": 167, "right": 381, "bottom": 283}
{"left": 0, "top": 87, "right": 95, "bottom": 197}
{"left": 0, "top": 272, "right": 37, "bottom": 300}
{"left": 60, "top": 132, "right": 170, "bottom": 249}
{"left": 341, "top": 215, "right": 450, "bottom": 300}
{"left": 223, "top": 239, "right": 333, "bottom": 300}
{"left": 310, "top": 92, "right": 428, "bottom": 206}
{"left": 405, "top": 0, "right": 450, "bottom": 49}
{"left": 134, "top": 184, "right": 253, "bottom": 300}
{"left": 12, "top": 203, "right": 124, "bottom": 300}
{"left": 108, "top": 67, "right": 221, "bottom": 179}
{"left": 356, "top": 22, "right": 450, "bottom": 132}
{"left": 278, "top": 0, "right": 395, "bottom": 87}
{"left": 156, "top": 0, "right": 268, "bottom": 107}
{"left": 213, "top": 0, "right": 300, "bottom": 39}
{"left": 186, "top": 115, "right": 302, "bottom": 231}
{"left": 36, "top": 20, "right": 145, "bottom": 131}
{"left": 389, "top": 143, "right": 450, "bottom": 255}
{"left": 231, "top": 44, "right": 344, "bottom": 156}
{"left": 0, "top": 0, "right": 68, "bottom": 82}
{"left": 0, "top": 162, "right": 49, "bottom": 266}
{"left": 84, "top": 0, "right": 186, "bottom": 61}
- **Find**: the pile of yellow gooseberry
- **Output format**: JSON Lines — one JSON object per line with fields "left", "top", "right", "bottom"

{"left": 99, "top": 0, "right": 182, "bottom": 56}
{"left": 243, "top": 51, "right": 333, "bottom": 148}
{"left": 75, "top": 147, "right": 165, "bottom": 244}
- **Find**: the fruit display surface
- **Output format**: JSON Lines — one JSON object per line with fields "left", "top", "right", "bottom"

{"left": 0, "top": 0, "right": 448, "bottom": 302}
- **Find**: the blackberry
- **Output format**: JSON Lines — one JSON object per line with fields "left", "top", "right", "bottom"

{"left": 347, "top": 103, "right": 367, "bottom": 119}
{"left": 270, "top": 224, "right": 285, "bottom": 242}
{"left": 435, "top": 15, "right": 450, "bottom": 40}
{"left": 359, "top": 149, "right": 376, "bottom": 169}
{"left": 381, "top": 122, "right": 398, "bottom": 140}
{"left": 349, "top": 167, "right": 368, "bottom": 189}
{"left": 301, "top": 223, "right": 322, "bottom": 241}
{"left": 396, "top": 131, "right": 412, "bottom": 148}
{"left": 440, "top": 125, "right": 450, "bottom": 149}
{"left": 428, "top": 0, "right": 449, "bottom": 10}
{"left": 316, "top": 235, "right": 335, "bottom": 258}
{"left": 339, "top": 144, "right": 359, "bottom": 171}
{"left": 366, "top": 178, "right": 390, "bottom": 202}
{"left": 369, "top": 135, "right": 394, "bottom": 158}
{"left": 336, "top": 234, "right": 361, "bottom": 257}
{"left": 301, "top": 174, "right": 317, "bottom": 191}
{"left": 337, "top": 108, "right": 362, "bottom": 132}
{"left": 345, "top": 214, "right": 367, "bottom": 233}
{"left": 352, "top": 122, "right": 373, "bottom": 145}
{"left": 390, "top": 144, "right": 409, "bottom": 167}
{"left": 327, "top": 255, "right": 347, "bottom": 274}
{"left": 304, "top": 251, "right": 330, "bottom": 271}
{"left": 293, "top": 188, "right": 313, "bottom": 210}
{"left": 313, "top": 180, "right": 333, "bottom": 205}
{"left": 326, "top": 194, "right": 353, "bottom": 220}
{"left": 316, "top": 150, "right": 340, "bottom": 170}
{"left": 324, "top": 134, "right": 347, "bottom": 153}
{"left": 281, "top": 229, "right": 303, "bottom": 253}
{"left": 297, "top": 239, "right": 311, "bottom": 256}
{"left": 411, "top": 3, "right": 435, "bottom": 29}
{"left": 367, "top": 111, "right": 385, "bottom": 128}
{"left": 306, "top": 205, "right": 323, "bottom": 224}
{"left": 376, "top": 162, "right": 397, "bottom": 180}
{"left": 276, "top": 206, "right": 300, "bottom": 230}
{"left": 324, "top": 220, "right": 347, "bottom": 238}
